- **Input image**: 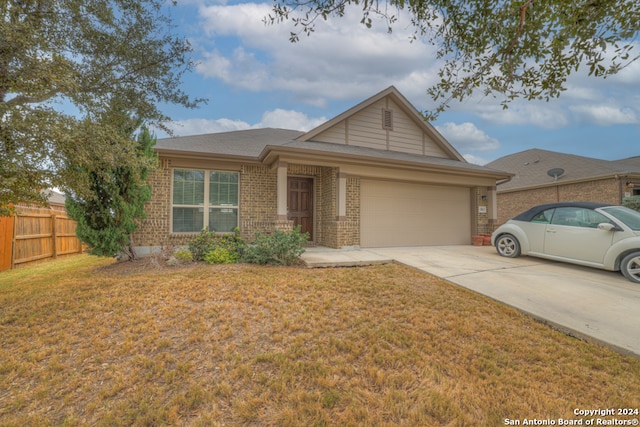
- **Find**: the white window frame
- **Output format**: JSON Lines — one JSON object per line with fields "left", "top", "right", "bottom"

{"left": 171, "top": 168, "right": 239, "bottom": 233}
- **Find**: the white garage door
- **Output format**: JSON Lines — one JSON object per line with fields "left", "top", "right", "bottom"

{"left": 360, "top": 180, "right": 471, "bottom": 247}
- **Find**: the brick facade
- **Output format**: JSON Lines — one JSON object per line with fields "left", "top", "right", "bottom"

{"left": 133, "top": 157, "right": 496, "bottom": 252}
{"left": 496, "top": 178, "right": 621, "bottom": 225}
{"left": 133, "top": 159, "right": 365, "bottom": 251}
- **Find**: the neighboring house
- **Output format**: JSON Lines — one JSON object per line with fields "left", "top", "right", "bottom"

{"left": 486, "top": 149, "right": 640, "bottom": 224}
{"left": 13, "top": 190, "right": 67, "bottom": 212}
{"left": 132, "top": 87, "right": 511, "bottom": 254}
{"left": 42, "top": 190, "right": 67, "bottom": 211}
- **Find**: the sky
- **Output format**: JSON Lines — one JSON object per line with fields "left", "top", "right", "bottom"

{"left": 156, "top": 0, "right": 640, "bottom": 166}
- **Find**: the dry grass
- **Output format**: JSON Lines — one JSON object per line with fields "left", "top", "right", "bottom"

{"left": 1, "top": 255, "right": 639, "bottom": 426}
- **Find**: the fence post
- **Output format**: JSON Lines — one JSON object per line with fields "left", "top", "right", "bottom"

{"left": 10, "top": 212, "right": 17, "bottom": 270}
{"left": 51, "top": 213, "right": 58, "bottom": 260}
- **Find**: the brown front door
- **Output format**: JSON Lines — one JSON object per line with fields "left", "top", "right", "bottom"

{"left": 288, "top": 177, "right": 313, "bottom": 240}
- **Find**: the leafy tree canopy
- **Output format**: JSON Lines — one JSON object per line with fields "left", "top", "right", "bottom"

{"left": 267, "top": 0, "right": 640, "bottom": 118}
{"left": 1, "top": 0, "right": 201, "bottom": 213}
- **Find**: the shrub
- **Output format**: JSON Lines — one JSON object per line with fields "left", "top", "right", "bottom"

{"left": 188, "top": 227, "right": 245, "bottom": 261}
{"left": 173, "top": 248, "right": 193, "bottom": 263}
{"left": 204, "top": 247, "right": 236, "bottom": 264}
{"left": 243, "top": 226, "right": 309, "bottom": 266}
{"left": 622, "top": 196, "right": 640, "bottom": 212}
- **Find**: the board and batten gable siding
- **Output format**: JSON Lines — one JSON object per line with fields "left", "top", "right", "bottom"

{"left": 311, "top": 98, "right": 449, "bottom": 158}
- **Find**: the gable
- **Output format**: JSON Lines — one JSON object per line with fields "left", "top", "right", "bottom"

{"left": 311, "top": 98, "right": 450, "bottom": 158}
{"left": 298, "top": 87, "right": 464, "bottom": 161}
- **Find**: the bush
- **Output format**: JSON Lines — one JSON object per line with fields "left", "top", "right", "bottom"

{"left": 243, "top": 226, "right": 309, "bottom": 266}
{"left": 173, "top": 248, "right": 193, "bottom": 263}
{"left": 188, "top": 227, "right": 245, "bottom": 261}
{"left": 204, "top": 247, "right": 237, "bottom": 264}
{"left": 622, "top": 196, "right": 640, "bottom": 212}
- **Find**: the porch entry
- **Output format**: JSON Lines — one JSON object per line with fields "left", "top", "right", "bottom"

{"left": 287, "top": 177, "right": 313, "bottom": 240}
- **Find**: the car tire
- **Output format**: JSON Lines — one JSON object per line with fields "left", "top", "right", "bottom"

{"left": 495, "top": 234, "right": 521, "bottom": 258}
{"left": 620, "top": 251, "right": 640, "bottom": 284}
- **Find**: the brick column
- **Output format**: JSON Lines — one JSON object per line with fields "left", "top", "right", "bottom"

{"left": 336, "top": 172, "right": 347, "bottom": 221}
{"left": 276, "top": 161, "right": 288, "bottom": 220}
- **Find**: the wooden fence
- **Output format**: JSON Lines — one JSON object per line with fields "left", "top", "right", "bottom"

{"left": 0, "top": 207, "right": 83, "bottom": 271}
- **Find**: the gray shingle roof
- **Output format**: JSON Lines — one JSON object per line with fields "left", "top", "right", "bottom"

{"left": 486, "top": 149, "right": 640, "bottom": 191}
{"left": 156, "top": 128, "right": 510, "bottom": 177}
{"left": 155, "top": 128, "right": 304, "bottom": 158}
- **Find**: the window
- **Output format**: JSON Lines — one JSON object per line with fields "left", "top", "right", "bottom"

{"left": 172, "top": 169, "right": 239, "bottom": 233}
{"left": 550, "top": 207, "right": 609, "bottom": 228}
{"left": 602, "top": 206, "right": 640, "bottom": 231}
{"left": 531, "top": 209, "right": 554, "bottom": 224}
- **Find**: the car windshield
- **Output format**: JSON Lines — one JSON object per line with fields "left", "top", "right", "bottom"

{"left": 601, "top": 206, "right": 640, "bottom": 231}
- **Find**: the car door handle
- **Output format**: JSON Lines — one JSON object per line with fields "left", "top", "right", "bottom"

{"left": 546, "top": 228, "right": 556, "bottom": 233}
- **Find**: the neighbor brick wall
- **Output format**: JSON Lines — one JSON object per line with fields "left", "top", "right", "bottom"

{"left": 497, "top": 178, "right": 621, "bottom": 225}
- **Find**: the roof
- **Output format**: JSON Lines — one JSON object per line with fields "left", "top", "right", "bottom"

{"left": 42, "top": 190, "right": 66, "bottom": 206}
{"left": 512, "top": 201, "right": 614, "bottom": 222}
{"left": 154, "top": 87, "right": 512, "bottom": 180}
{"left": 487, "top": 149, "right": 640, "bottom": 192}
{"left": 156, "top": 127, "right": 509, "bottom": 178}
{"left": 155, "top": 128, "right": 305, "bottom": 159}
{"left": 270, "top": 139, "right": 503, "bottom": 175}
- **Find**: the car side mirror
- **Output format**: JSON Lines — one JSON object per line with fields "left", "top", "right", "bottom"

{"left": 597, "top": 223, "right": 617, "bottom": 231}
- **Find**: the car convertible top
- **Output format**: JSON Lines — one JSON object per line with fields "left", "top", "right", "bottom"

{"left": 511, "top": 202, "right": 614, "bottom": 222}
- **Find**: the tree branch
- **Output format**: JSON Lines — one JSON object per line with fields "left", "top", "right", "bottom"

{"left": 503, "top": 0, "right": 536, "bottom": 57}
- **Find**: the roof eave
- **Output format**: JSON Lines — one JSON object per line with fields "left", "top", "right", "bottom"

{"left": 261, "top": 145, "right": 512, "bottom": 180}
{"left": 497, "top": 172, "right": 640, "bottom": 193}
{"left": 155, "top": 148, "right": 260, "bottom": 164}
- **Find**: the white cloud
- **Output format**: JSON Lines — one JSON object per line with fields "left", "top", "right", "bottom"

{"left": 463, "top": 153, "right": 489, "bottom": 165}
{"left": 189, "top": 3, "right": 640, "bottom": 137}
{"left": 570, "top": 104, "right": 638, "bottom": 126}
{"left": 258, "top": 109, "right": 326, "bottom": 131}
{"left": 197, "top": 47, "right": 269, "bottom": 91}
{"left": 194, "top": 3, "right": 439, "bottom": 104}
{"left": 162, "top": 109, "right": 325, "bottom": 137}
{"left": 436, "top": 122, "right": 500, "bottom": 152}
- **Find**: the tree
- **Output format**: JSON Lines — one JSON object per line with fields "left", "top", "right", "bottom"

{"left": 65, "top": 117, "right": 156, "bottom": 260}
{"left": 267, "top": 0, "right": 640, "bottom": 118}
{"left": 0, "top": 0, "right": 201, "bottom": 214}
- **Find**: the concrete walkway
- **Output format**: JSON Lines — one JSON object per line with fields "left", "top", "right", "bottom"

{"left": 301, "top": 245, "right": 640, "bottom": 358}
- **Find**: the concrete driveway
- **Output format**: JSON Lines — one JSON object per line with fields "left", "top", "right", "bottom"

{"left": 307, "top": 245, "right": 640, "bottom": 358}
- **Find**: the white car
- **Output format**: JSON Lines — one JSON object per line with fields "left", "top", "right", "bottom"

{"left": 492, "top": 202, "right": 640, "bottom": 283}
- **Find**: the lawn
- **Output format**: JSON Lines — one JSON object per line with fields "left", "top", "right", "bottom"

{"left": 1, "top": 255, "right": 639, "bottom": 426}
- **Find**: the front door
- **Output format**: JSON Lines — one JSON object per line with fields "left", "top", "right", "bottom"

{"left": 288, "top": 177, "right": 313, "bottom": 240}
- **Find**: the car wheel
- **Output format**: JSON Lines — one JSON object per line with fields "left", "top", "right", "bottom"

{"left": 495, "top": 234, "right": 521, "bottom": 258}
{"left": 620, "top": 251, "right": 640, "bottom": 284}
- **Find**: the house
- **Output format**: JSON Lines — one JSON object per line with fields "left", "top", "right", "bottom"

{"left": 486, "top": 149, "right": 640, "bottom": 224}
{"left": 132, "top": 87, "right": 512, "bottom": 255}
